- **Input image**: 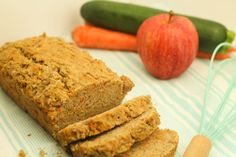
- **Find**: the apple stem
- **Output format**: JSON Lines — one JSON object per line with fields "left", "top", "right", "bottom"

{"left": 168, "top": 10, "right": 174, "bottom": 23}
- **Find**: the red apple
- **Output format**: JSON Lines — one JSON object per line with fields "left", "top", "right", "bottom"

{"left": 137, "top": 12, "right": 198, "bottom": 79}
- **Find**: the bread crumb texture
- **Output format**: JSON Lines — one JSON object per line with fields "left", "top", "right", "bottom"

{"left": 0, "top": 34, "right": 133, "bottom": 136}
{"left": 117, "top": 129, "right": 179, "bottom": 157}
{"left": 18, "top": 149, "right": 26, "bottom": 157}
{"left": 70, "top": 107, "right": 160, "bottom": 157}
{"left": 57, "top": 96, "right": 152, "bottom": 149}
{"left": 39, "top": 149, "right": 46, "bottom": 157}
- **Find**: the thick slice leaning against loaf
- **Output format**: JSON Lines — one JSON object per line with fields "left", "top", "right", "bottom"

{"left": 0, "top": 34, "right": 134, "bottom": 137}
{"left": 57, "top": 96, "right": 152, "bottom": 149}
{"left": 117, "top": 129, "right": 179, "bottom": 157}
{"left": 70, "top": 107, "right": 160, "bottom": 157}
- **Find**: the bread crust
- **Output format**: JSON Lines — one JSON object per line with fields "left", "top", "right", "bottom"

{"left": 0, "top": 34, "right": 134, "bottom": 137}
{"left": 57, "top": 96, "right": 152, "bottom": 149}
{"left": 117, "top": 129, "right": 179, "bottom": 157}
{"left": 70, "top": 107, "right": 160, "bottom": 157}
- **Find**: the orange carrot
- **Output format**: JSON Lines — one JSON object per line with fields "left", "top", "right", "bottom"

{"left": 72, "top": 24, "right": 235, "bottom": 60}
{"left": 72, "top": 24, "right": 137, "bottom": 51}
{"left": 227, "top": 48, "right": 236, "bottom": 53}
{"left": 197, "top": 51, "right": 231, "bottom": 60}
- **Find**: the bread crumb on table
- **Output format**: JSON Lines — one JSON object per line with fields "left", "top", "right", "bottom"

{"left": 18, "top": 149, "right": 26, "bottom": 157}
{"left": 39, "top": 149, "right": 46, "bottom": 157}
{"left": 56, "top": 152, "right": 62, "bottom": 157}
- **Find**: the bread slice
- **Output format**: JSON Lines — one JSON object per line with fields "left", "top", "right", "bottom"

{"left": 70, "top": 107, "right": 160, "bottom": 157}
{"left": 0, "top": 34, "right": 134, "bottom": 137}
{"left": 57, "top": 96, "right": 152, "bottom": 149}
{"left": 117, "top": 129, "right": 179, "bottom": 157}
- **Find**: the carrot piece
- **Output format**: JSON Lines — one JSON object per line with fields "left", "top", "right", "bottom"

{"left": 227, "top": 48, "right": 236, "bottom": 53}
{"left": 197, "top": 51, "right": 231, "bottom": 60}
{"left": 72, "top": 24, "right": 235, "bottom": 60}
{"left": 72, "top": 24, "right": 137, "bottom": 51}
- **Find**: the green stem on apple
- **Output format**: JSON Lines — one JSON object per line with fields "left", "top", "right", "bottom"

{"left": 168, "top": 10, "right": 174, "bottom": 23}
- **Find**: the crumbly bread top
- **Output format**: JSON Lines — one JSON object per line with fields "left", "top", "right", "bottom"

{"left": 0, "top": 34, "right": 121, "bottom": 110}
{"left": 117, "top": 129, "right": 179, "bottom": 157}
{"left": 57, "top": 96, "right": 152, "bottom": 148}
{"left": 70, "top": 107, "right": 160, "bottom": 157}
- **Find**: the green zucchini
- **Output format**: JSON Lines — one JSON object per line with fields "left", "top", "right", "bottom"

{"left": 81, "top": 0, "right": 235, "bottom": 53}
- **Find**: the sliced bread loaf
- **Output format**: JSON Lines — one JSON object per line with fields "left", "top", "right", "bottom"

{"left": 117, "top": 129, "right": 179, "bottom": 157}
{"left": 57, "top": 96, "right": 152, "bottom": 149}
{"left": 0, "top": 34, "right": 134, "bottom": 137}
{"left": 70, "top": 107, "right": 160, "bottom": 157}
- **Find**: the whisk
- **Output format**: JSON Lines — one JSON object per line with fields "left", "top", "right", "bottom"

{"left": 183, "top": 43, "right": 236, "bottom": 157}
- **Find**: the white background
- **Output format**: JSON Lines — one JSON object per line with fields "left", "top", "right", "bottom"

{"left": 0, "top": 0, "right": 236, "bottom": 45}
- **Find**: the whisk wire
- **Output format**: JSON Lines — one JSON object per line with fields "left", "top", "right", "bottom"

{"left": 210, "top": 116, "right": 236, "bottom": 141}
{"left": 199, "top": 42, "right": 233, "bottom": 134}
{"left": 204, "top": 69, "right": 236, "bottom": 137}
{"left": 207, "top": 101, "right": 236, "bottom": 140}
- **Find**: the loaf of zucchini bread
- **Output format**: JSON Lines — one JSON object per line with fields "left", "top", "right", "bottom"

{"left": 0, "top": 34, "right": 134, "bottom": 137}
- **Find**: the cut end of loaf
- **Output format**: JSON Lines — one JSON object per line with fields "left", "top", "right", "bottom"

{"left": 70, "top": 107, "right": 160, "bottom": 157}
{"left": 117, "top": 129, "right": 179, "bottom": 157}
{"left": 56, "top": 95, "right": 152, "bottom": 149}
